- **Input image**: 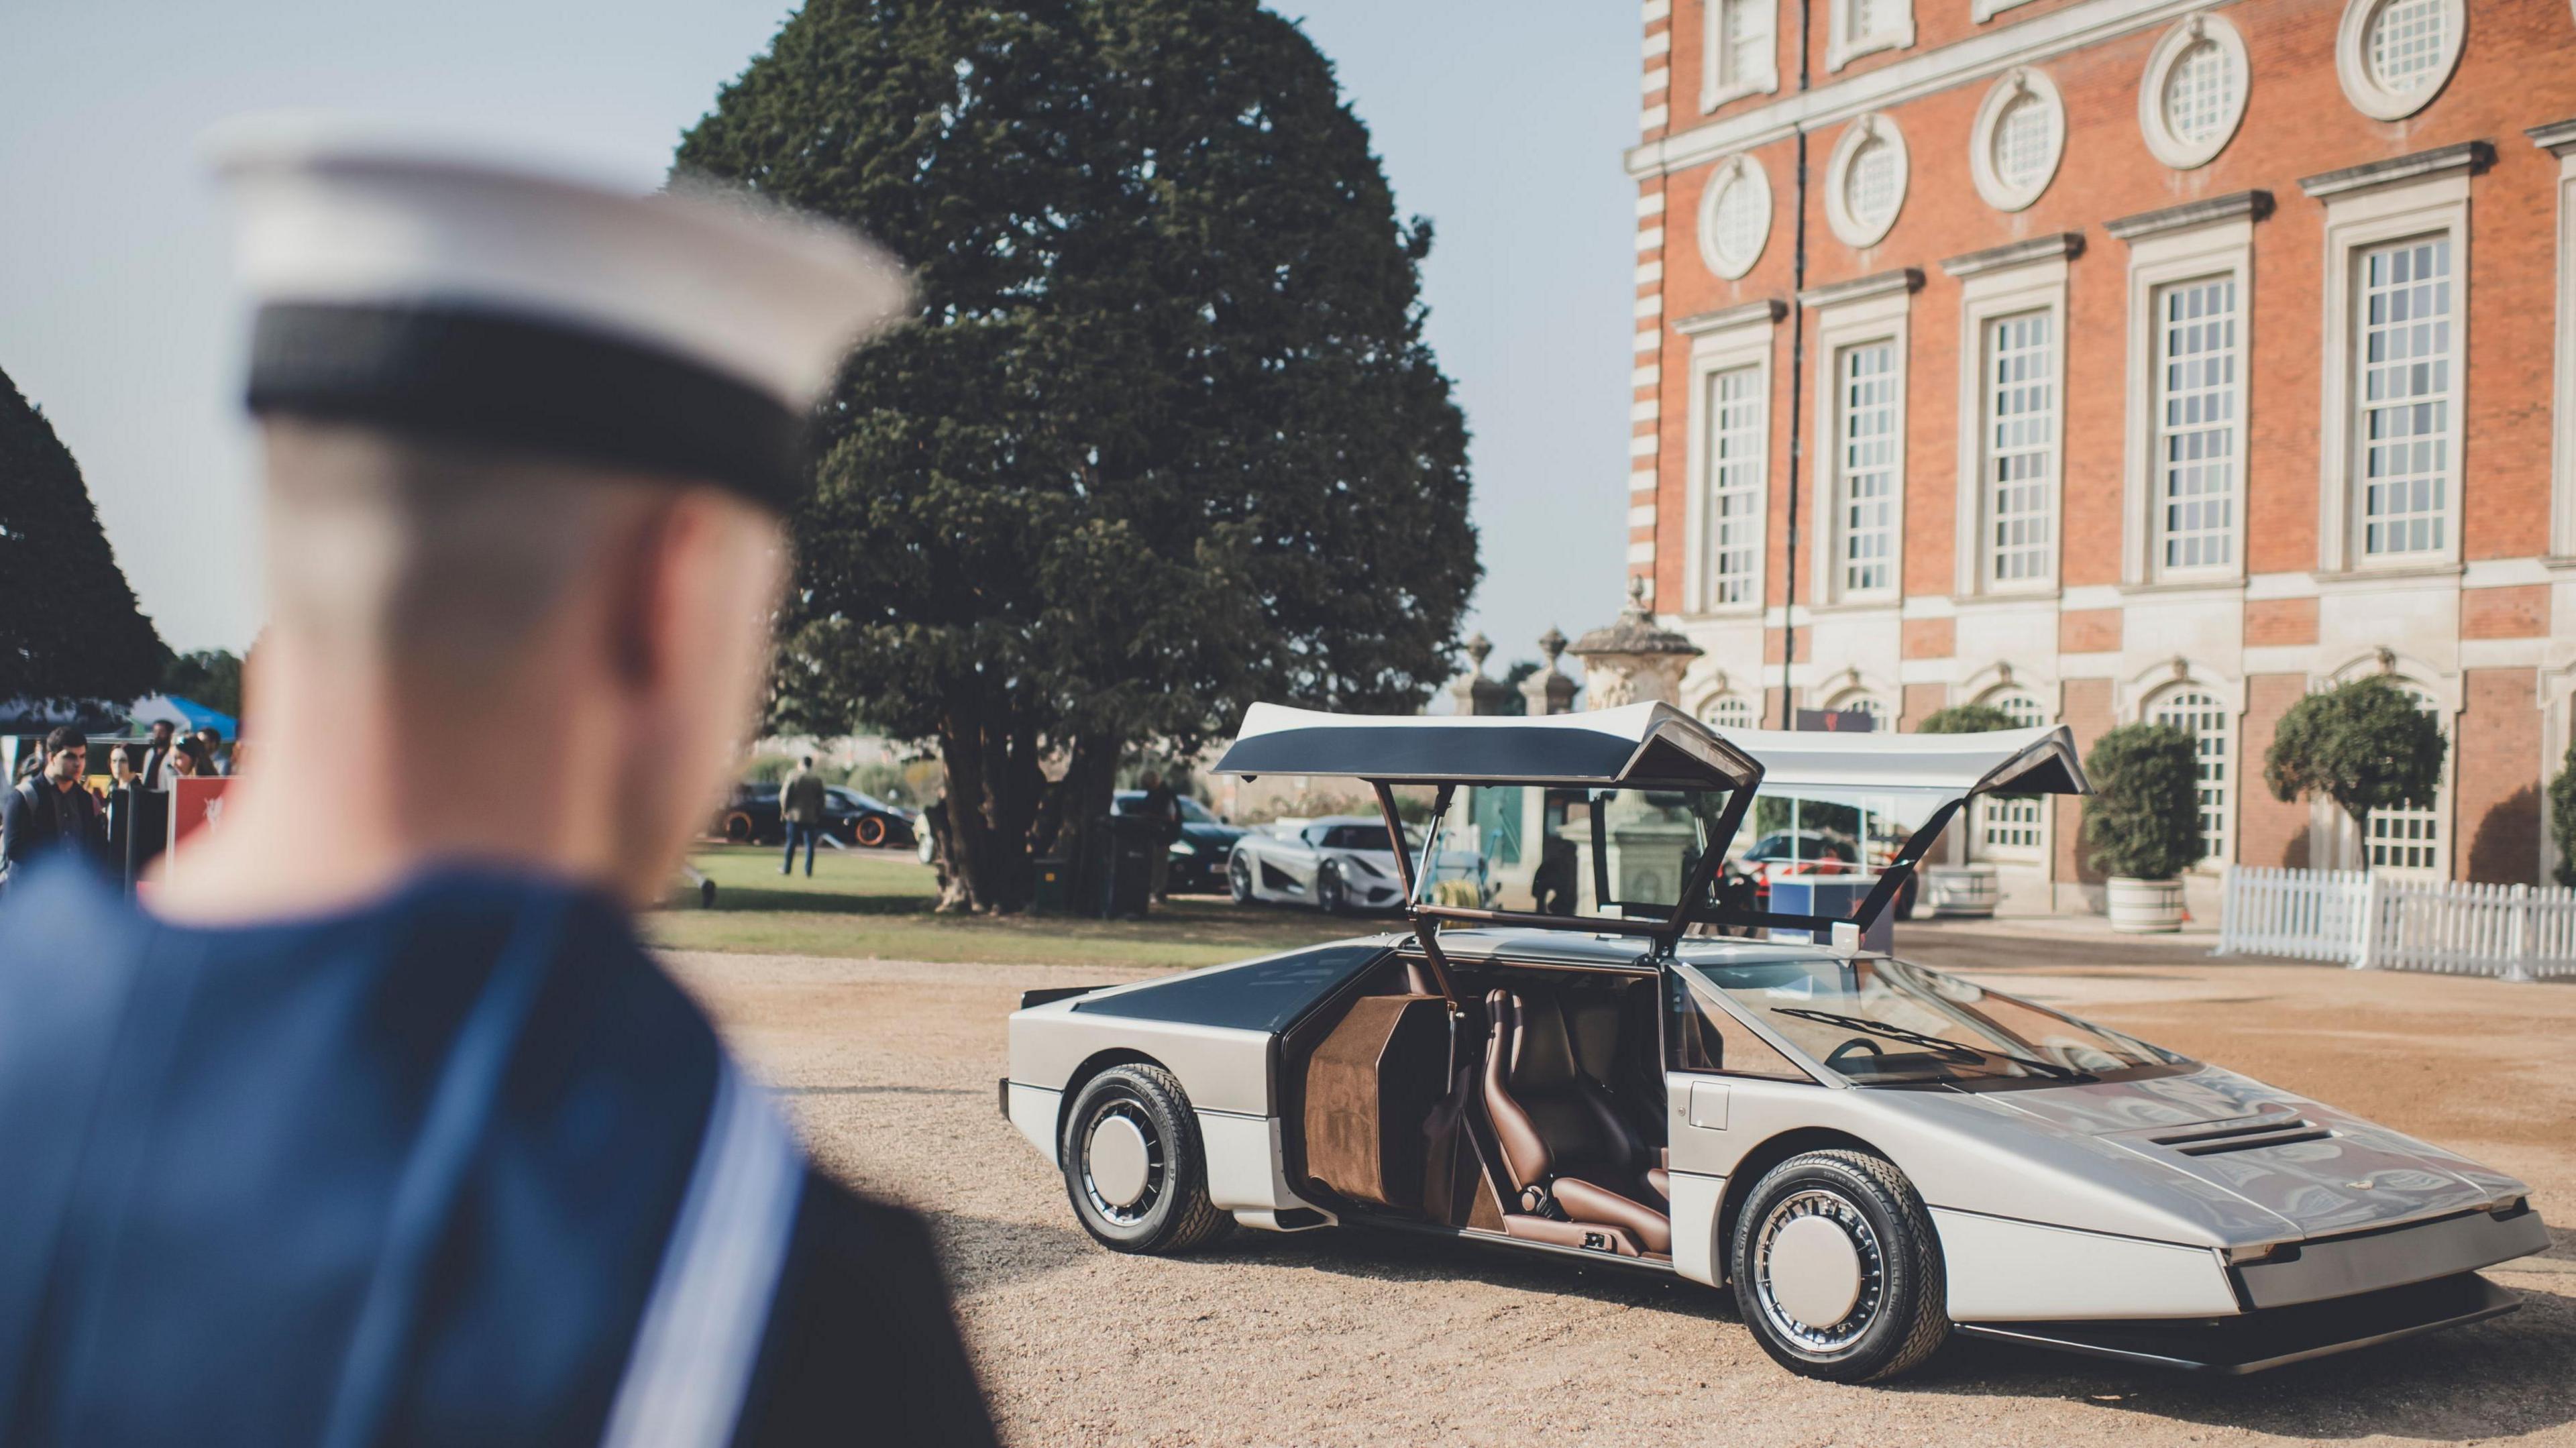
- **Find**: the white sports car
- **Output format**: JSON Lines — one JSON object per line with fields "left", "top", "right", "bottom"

{"left": 1228, "top": 814, "right": 1483, "bottom": 913}
{"left": 1003, "top": 704, "right": 2549, "bottom": 1382}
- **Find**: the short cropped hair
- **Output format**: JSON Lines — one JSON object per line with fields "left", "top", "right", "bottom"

{"left": 260, "top": 421, "right": 687, "bottom": 679}
{"left": 43, "top": 726, "right": 87, "bottom": 756}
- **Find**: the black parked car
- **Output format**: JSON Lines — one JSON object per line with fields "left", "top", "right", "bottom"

{"left": 711, "top": 782, "right": 918, "bottom": 849}
{"left": 1110, "top": 790, "right": 1243, "bottom": 895}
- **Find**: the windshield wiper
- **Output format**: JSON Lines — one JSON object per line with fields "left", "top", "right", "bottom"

{"left": 1771, "top": 1007, "right": 2088, "bottom": 1080}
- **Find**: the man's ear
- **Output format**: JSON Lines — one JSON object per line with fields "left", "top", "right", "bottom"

{"left": 606, "top": 490, "right": 779, "bottom": 693}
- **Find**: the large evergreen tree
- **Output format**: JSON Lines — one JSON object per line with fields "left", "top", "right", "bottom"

{"left": 0, "top": 366, "right": 164, "bottom": 708}
{"left": 678, "top": 0, "right": 1477, "bottom": 910}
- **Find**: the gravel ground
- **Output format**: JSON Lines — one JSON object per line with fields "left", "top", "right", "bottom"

{"left": 665, "top": 942, "right": 2576, "bottom": 1447}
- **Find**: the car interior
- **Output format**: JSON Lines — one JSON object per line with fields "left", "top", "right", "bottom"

{"left": 1280, "top": 949, "right": 1678, "bottom": 1261}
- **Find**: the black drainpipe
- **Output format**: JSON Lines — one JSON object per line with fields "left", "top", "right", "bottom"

{"left": 1776, "top": 0, "right": 1815, "bottom": 728}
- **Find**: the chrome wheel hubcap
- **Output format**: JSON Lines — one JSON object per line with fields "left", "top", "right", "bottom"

{"left": 1754, "top": 1189, "right": 1884, "bottom": 1351}
{"left": 1081, "top": 1101, "right": 1165, "bottom": 1225}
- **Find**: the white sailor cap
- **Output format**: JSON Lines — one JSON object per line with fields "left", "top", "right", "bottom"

{"left": 209, "top": 118, "right": 911, "bottom": 511}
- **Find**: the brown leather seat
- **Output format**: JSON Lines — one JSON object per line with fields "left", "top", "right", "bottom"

{"left": 1483, "top": 988, "right": 1670, "bottom": 1254}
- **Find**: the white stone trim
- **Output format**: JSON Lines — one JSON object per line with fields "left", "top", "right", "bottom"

{"left": 2119, "top": 206, "right": 2254, "bottom": 588}
{"left": 2334, "top": 0, "right": 2465, "bottom": 122}
{"left": 1631, "top": 433, "right": 1662, "bottom": 457}
{"left": 2245, "top": 569, "right": 2318, "bottom": 599}
{"left": 1682, "top": 306, "right": 1780, "bottom": 618}
{"left": 1646, "top": 30, "right": 1673, "bottom": 57}
{"left": 1704, "top": 0, "right": 1783, "bottom": 111}
{"left": 1638, "top": 225, "right": 1667, "bottom": 253}
{"left": 1635, "top": 292, "right": 1666, "bottom": 319}
{"left": 1632, "top": 364, "right": 1662, "bottom": 388}
{"left": 1631, "top": 503, "right": 1660, "bottom": 527}
{"left": 1631, "top": 467, "right": 1660, "bottom": 492}
{"left": 2461, "top": 556, "right": 2554, "bottom": 589}
{"left": 1638, "top": 258, "right": 1666, "bottom": 284}
{"left": 2537, "top": 121, "right": 2576, "bottom": 559}
{"left": 1632, "top": 399, "right": 1662, "bottom": 423}
{"left": 1645, "top": 67, "right": 1672, "bottom": 96}
{"left": 1829, "top": 0, "right": 1915, "bottom": 73}
{"left": 2138, "top": 11, "right": 2249, "bottom": 170}
{"left": 1810, "top": 282, "right": 1913, "bottom": 608}
{"left": 1968, "top": 67, "right": 2065, "bottom": 213}
{"left": 1953, "top": 251, "right": 2070, "bottom": 599}
{"left": 1644, "top": 0, "right": 1672, "bottom": 18}
{"left": 1823, "top": 113, "right": 1909, "bottom": 249}
{"left": 1629, "top": 0, "right": 2224, "bottom": 179}
{"left": 1698, "top": 153, "right": 1776, "bottom": 280}
{"left": 1975, "top": 0, "right": 2043, "bottom": 21}
{"left": 2310, "top": 164, "right": 2469, "bottom": 575}
{"left": 1639, "top": 190, "right": 1668, "bottom": 217}
{"left": 1642, "top": 104, "right": 1671, "bottom": 131}
{"left": 1635, "top": 328, "right": 1662, "bottom": 353}
{"left": 1629, "top": 540, "right": 1659, "bottom": 564}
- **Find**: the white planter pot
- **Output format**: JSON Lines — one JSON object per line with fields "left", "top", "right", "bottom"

{"left": 1923, "top": 864, "right": 1999, "bottom": 918}
{"left": 2105, "top": 875, "right": 2185, "bottom": 934}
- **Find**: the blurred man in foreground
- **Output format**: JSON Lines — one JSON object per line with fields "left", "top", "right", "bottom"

{"left": 0, "top": 125, "right": 995, "bottom": 1446}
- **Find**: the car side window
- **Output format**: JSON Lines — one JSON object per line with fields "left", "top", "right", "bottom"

{"left": 1665, "top": 973, "right": 1811, "bottom": 1082}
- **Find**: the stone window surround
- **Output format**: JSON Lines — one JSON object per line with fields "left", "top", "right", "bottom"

{"left": 1678, "top": 299, "right": 1785, "bottom": 618}
{"left": 1829, "top": 0, "right": 1915, "bottom": 74}
{"left": 2138, "top": 10, "right": 2251, "bottom": 170}
{"left": 1824, "top": 112, "right": 1910, "bottom": 249}
{"left": 1704, "top": 0, "right": 1782, "bottom": 112}
{"left": 1945, "top": 234, "right": 2078, "bottom": 600}
{"left": 2108, "top": 191, "right": 2269, "bottom": 590}
{"left": 2334, "top": 0, "right": 2465, "bottom": 123}
{"left": 2534, "top": 120, "right": 2576, "bottom": 562}
{"left": 1968, "top": 66, "right": 2067, "bottom": 213}
{"left": 1800, "top": 269, "right": 1921, "bottom": 610}
{"left": 2300, "top": 144, "right": 2487, "bottom": 577}
{"left": 1699, "top": 152, "right": 1775, "bottom": 281}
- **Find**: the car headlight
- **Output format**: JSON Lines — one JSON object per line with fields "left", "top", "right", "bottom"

{"left": 1169, "top": 842, "right": 1194, "bottom": 858}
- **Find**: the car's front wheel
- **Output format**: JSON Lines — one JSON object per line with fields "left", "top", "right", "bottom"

{"left": 1061, "top": 1064, "right": 1230, "bottom": 1254}
{"left": 1729, "top": 1148, "right": 1948, "bottom": 1382}
{"left": 1228, "top": 852, "right": 1254, "bottom": 903}
{"left": 1316, "top": 863, "right": 1348, "bottom": 915}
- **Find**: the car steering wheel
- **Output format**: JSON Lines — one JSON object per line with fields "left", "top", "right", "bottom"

{"left": 1824, "top": 1038, "right": 1886, "bottom": 1069}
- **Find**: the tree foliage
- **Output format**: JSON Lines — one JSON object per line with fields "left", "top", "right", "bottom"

{"left": 1916, "top": 702, "right": 2020, "bottom": 735}
{"left": 161, "top": 649, "right": 244, "bottom": 720}
{"left": 2263, "top": 675, "right": 2445, "bottom": 829}
{"left": 677, "top": 0, "right": 1476, "bottom": 909}
{"left": 2547, "top": 738, "right": 2576, "bottom": 888}
{"left": 2082, "top": 722, "right": 2204, "bottom": 881}
{"left": 0, "top": 366, "right": 164, "bottom": 706}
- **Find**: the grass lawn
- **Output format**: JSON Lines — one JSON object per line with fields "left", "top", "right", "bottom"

{"left": 643, "top": 844, "right": 1368, "bottom": 968}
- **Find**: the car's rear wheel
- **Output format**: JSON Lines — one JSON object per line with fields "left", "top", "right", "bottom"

{"left": 855, "top": 814, "right": 888, "bottom": 847}
{"left": 1317, "top": 864, "right": 1348, "bottom": 915}
{"left": 1228, "top": 852, "right": 1254, "bottom": 904}
{"left": 1061, "top": 1064, "right": 1230, "bottom": 1254}
{"left": 721, "top": 811, "right": 755, "bottom": 844}
{"left": 1729, "top": 1149, "right": 1947, "bottom": 1382}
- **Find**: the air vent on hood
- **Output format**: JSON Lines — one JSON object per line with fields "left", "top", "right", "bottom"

{"left": 2150, "top": 1117, "right": 2332, "bottom": 1156}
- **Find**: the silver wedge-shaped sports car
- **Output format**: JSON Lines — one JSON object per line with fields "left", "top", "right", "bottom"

{"left": 1227, "top": 814, "right": 1489, "bottom": 913}
{"left": 1002, "top": 704, "right": 2548, "bottom": 1382}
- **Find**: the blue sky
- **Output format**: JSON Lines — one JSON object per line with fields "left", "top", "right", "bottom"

{"left": 1, "top": 2, "right": 1637, "bottom": 681}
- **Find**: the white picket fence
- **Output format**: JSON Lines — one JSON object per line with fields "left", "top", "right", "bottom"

{"left": 2216, "top": 866, "right": 2576, "bottom": 981}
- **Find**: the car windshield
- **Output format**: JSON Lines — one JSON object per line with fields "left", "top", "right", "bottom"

{"left": 1681, "top": 956, "right": 2190, "bottom": 1086}
{"left": 1320, "top": 824, "right": 1395, "bottom": 851}
{"left": 1177, "top": 797, "right": 1218, "bottom": 824}
{"left": 830, "top": 789, "right": 900, "bottom": 813}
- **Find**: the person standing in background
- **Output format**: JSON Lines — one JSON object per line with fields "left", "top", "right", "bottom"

{"left": 1137, "top": 769, "right": 1182, "bottom": 902}
{"left": 195, "top": 726, "right": 232, "bottom": 776}
{"left": 138, "top": 718, "right": 177, "bottom": 789}
{"left": 780, "top": 755, "right": 826, "bottom": 877}
{"left": 1, "top": 726, "right": 107, "bottom": 885}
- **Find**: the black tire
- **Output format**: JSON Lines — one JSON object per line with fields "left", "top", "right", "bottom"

{"left": 1060, "top": 1064, "right": 1231, "bottom": 1254}
{"left": 1228, "top": 852, "right": 1254, "bottom": 904}
{"left": 722, "top": 811, "right": 755, "bottom": 844}
{"left": 855, "top": 814, "right": 888, "bottom": 848}
{"left": 1729, "top": 1149, "right": 1948, "bottom": 1382}
{"left": 1316, "top": 864, "right": 1348, "bottom": 915}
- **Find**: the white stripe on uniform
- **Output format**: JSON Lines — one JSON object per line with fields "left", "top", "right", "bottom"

{"left": 599, "top": 1060, "right": 804, "bottom": 1448}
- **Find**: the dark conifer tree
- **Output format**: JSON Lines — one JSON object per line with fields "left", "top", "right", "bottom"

{"left": 0, "top": 366, "right": 165, "bottom": 708}
{"left": 679, "top": 0, "right": 1478, "bottom": 910}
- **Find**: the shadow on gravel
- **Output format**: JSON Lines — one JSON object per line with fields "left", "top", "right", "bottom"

{"left": 951, "top": 1206, "right": 2575, "bottom": 1440}
{"left": 1887, "top": 1284, "right": 2576, "bottom": 1441}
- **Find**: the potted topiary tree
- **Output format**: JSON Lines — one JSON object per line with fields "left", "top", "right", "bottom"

{"left": 2082, "top": 723, "right": 2204, "bottom": 932}
{"left": 1914, "top": 702, "right": 2025, "bottom": 917}
{"left": 2263, "top": 675, "right": 2446, "bottom": 870}
{"left": 2551, "top": 738, "right": 2576, "bottom": 887}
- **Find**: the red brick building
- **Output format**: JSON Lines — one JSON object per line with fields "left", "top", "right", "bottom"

{"left": 1625, "top": 0, "right": 2576, "bottom": 911}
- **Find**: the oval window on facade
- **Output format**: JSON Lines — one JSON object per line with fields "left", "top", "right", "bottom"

{"left": 2139, "top": 13, "right": 2249, "bottom": 169}
{"left": 1825, "top": 114, "right": 1908, "bottom": 248}
{"left": 1969, "top": 68, "right": 2064, "bottom": 212}
{"left": 1699, "top": 154, "right": 1774, "bottom": 280}
{"left": 2336, "top": 0, "right": 2464, "bottom": 121}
